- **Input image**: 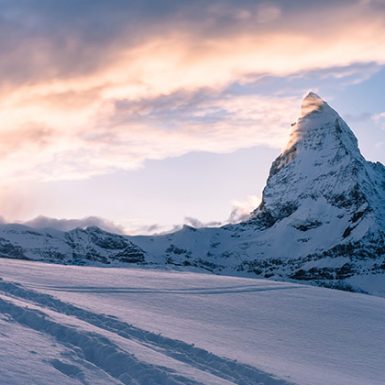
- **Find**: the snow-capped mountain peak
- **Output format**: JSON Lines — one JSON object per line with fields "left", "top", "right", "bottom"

{"left": 300, "top": 91, "right": 326, "bottom": 117}
{"left": 289, "top": 92, "right": 359, "bottom": 157}
{"left": 0, "top": 93, "right": 384, "bottom": 295}
{"left": 250, "top": 91, "right": 375, "bottom": 231}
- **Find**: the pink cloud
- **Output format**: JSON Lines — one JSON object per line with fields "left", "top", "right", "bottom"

{"left": 1, "top": 1, "right": 385, "bottom": 182}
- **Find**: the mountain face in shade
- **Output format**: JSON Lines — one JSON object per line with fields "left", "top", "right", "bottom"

{"left": 0, "top": 93, "right": 384, "bottom": 295}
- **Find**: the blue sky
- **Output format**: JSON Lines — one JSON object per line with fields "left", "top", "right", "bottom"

{"left": 0, "top": 0, "right": 384, "bottom": 233}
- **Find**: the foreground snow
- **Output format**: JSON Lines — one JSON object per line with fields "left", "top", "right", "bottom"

{"left": 0, "top": 259, "right": 384, "bottom": 385}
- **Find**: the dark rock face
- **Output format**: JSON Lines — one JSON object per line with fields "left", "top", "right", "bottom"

{"left": 0, "top": 225, "right": 147, "bottom": 266}
{"left": 237, "top": 233, "right": 385, "bottom": 287}
{"left": 113, "top": 244, "right": 146, "bottom": 263}
{"left": 63, "top": 227, "right": 146, "bottom": 264}
{"left": 0, "top": 238, "right": 27, "bottom": 260}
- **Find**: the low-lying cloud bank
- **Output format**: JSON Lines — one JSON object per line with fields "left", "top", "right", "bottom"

{"left": 5, "top": 195, "right": 259, "bottom": 236}
{"left": 22, "top": 216, "right": 126, "bottom": 234}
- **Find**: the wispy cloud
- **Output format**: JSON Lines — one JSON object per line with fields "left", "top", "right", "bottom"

{"left": 1, "top": 0, "right": 385, "bottom": 181}
{"left": 0, "top": 91, "right": 298, "bottom": 181}
{"left": 184, "top": 217, "right": 222, "bottom": 228}
{"left": 372, "top": 112, "right": 385, "bottom": 130}
{"left": 228, "top": 195, "right": 261, "bottom": 223}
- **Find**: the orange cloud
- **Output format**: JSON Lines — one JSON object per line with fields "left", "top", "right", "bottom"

{"left": 1, "top": 2, "right": 385, "bottom": 181}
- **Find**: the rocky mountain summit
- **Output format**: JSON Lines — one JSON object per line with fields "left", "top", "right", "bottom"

{"left": 235, "top": 92, "right": 385, "bottom": 290}
{"left": 1, "top": 93, "right": 384, "bottom": 295}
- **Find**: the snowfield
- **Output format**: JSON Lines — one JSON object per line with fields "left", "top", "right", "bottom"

{"left": 0, "top": 259, "right": 384, "bottom": 385}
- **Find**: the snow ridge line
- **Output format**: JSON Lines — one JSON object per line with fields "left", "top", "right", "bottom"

{"left": 0, "top": 294, "right": 201, "bottom": 385}
{"left": 0, "top": 279, "right": 294, "bottom": 385}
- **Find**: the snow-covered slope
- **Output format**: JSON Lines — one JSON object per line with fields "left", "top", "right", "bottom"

{"left": 1, "top": 259, "right": 385, "bottom": 385}
{"left": 0, "top": 93, "right": 384, "bottom": 294}
{"left": 228, "top": 92, "right": 385, "bottom": 289}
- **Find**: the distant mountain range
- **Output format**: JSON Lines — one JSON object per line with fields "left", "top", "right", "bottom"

{"left": 1, "top": 93, "right": 384, "bottom": 295}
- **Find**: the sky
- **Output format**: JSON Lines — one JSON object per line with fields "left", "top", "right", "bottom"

{"left": 0, "top": 0, "right": 384, "bottom": 234}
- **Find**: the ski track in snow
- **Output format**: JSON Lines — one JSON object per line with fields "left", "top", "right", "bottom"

{"left": 0, "top": 278, "right": 294, "bottom": 385}
{"left": 24, "top": 283, "right": 303, "bottom": 295}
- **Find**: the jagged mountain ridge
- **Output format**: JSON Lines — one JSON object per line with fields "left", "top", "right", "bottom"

{"left": 251, "top": 92, "right": 384, "bottom": 230}
{"left": 247, "top": 92, "right": 385, "bottom": 242}
{"left": 1, "top": 93, "right": 384, "bottom": 295}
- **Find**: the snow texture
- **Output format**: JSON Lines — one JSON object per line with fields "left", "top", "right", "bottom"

{"left": 1, "top": 259, "right": 385, "bottom": 385}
